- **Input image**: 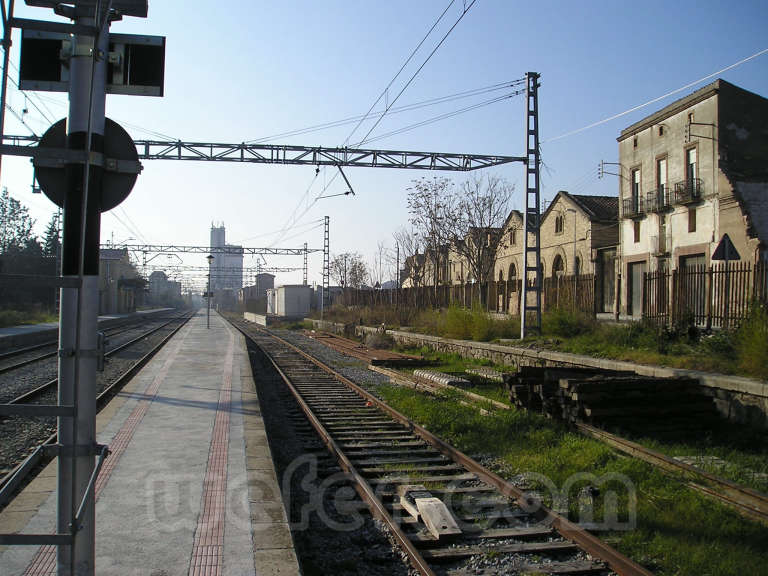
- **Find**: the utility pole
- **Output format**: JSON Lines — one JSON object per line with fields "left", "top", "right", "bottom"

{"left": 207, "top": 254, "right": 214, "bottom": 329}
{"left": 322, "top": 215, "right": 330, "bottom": 308}
{"left": 303, "top": 242, "right": 307, "bottom": 285}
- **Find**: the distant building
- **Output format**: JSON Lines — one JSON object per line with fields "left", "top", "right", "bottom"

{"left": 209, "top": 223, "right": 244, "bottom": 293}
{"left": 148, "top": 270, "right": 182, "bottom": 306}
{"left": 617, "top": 79, "right": 768, "bottom": 316}
{"left": 99, "top": 248, "right": 144, "bottom": 314}
{"left": 238, "top": 273, "right": 275, "bottom": 313}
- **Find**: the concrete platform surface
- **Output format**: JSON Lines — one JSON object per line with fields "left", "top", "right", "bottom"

{"left": 0, "top": 309, "right": 300, "bottom": 576}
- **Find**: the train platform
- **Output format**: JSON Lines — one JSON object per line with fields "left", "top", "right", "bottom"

{"left": 0, "top": 309, "right": 300, "bottom": 576}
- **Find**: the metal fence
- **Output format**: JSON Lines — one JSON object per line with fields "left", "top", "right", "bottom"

{"left": 644, "top": 262, "right": 768, "bottom": 328}
{"left": 335, "top": 274, "right": 596, "bottom": 316}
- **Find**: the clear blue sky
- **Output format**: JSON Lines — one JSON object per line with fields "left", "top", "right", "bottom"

{"left": 2, "top": 0, "right": 767, "bottom": 290}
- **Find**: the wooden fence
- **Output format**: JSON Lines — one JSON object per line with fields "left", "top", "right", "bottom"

{"left": 644, "top": 262, "right": 767, "bottom": 328}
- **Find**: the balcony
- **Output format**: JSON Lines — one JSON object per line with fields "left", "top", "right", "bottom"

{"left": 622, "top": 196, "right": 645, "bottom": 219}
{"left": 673, "top": 178, "right": 703, "bottom": 205}
{"left": 645, "top": 187, "right": 671, "bottom": 213}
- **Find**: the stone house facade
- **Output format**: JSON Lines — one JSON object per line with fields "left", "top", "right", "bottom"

{"left": 618, "top": 79, "right": 768, "bottom": 317}
{"left": 494, "top": 192, "right": 619, "bottom": 314}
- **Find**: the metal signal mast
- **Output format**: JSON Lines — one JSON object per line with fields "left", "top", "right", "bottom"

{"left": 521, "top": 72, "right": 542, "bottom": 338}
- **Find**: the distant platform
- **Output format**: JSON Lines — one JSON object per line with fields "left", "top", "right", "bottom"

{"left": 0, "top": 309, "right": 300, "bottom": 575}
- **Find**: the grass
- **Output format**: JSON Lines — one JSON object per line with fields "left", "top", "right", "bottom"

{"left": 521, "top": 307, "right": 767, "bottom": 381}
{"left": 315, "top": 302, "right": 768, "bottom": 380}
{"left": 0, "top": 309, "right": 58, "bottom": 328}
{"left": 372, "top": 382, "right": 768, "bottom": 576}
{"left": 396, "top": 345, "right": 513, "bottom": 405}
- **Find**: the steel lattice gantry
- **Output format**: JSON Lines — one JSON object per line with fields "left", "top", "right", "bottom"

{"left": 1, "top": 135, "right": 526, "bottom": 170}
{"left": 108, "top": 244, "right": 322, "bottom": 255}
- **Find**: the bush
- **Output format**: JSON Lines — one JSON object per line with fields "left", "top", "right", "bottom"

{"left": 541, "top": 308, "right": 596, "bottom": 338}
{"left": 735, "top": 304, "right": 768, "bottom": 380}
{"left": 365, "top": 331, "right": 394, "bottom": 349}
{"left": 441, "top": 305, "right": 472, "bottom": 340}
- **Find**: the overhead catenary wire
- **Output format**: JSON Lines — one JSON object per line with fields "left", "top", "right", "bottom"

{"left": 245, "top": 79, "right": 524, "bottom": 144}
{"left": 355, "top": 0, "right": 479, "bottom": 147}
{"left": 269, "top": 1, "right": 475, "bottom": 243}
{"left": 363, "top": 89, "right": 522, "bottom": 145}
{"left": 343, "top": 0, "right": 457, "bottom": 146}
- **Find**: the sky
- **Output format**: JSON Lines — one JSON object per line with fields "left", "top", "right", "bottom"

{"left": 1, "top": 0, "right": 767, "bottom": 291}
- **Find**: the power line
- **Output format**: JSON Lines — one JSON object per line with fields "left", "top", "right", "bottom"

{"left": 356, "top": 0, "right": 479, "bottom": 147}
{"left": 245, "top": 79, "right": 522, "bottom": 144}
{"left": 544, "top": 46, "right": 768, "bottom": 143}
{"left": 363, "top": 89, "right": 522, "bottom": 145}
{"left": 234, "top": 217, "right": 324, "bottom": 244}
{"left": 344, "top": 0, "right": 457, "bottom": 146}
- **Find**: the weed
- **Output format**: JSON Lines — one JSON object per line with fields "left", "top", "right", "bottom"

{"left": 735, "top": 303, "right": 768, "bottom": 380}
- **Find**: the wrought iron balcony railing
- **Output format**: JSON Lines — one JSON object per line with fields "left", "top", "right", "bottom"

{"left": 622, "top": 196, "right": 645, "bottom": 218}
{"left": 645, "top": 187, "right": 671, "bottom": 213}
{"left": 673, "top": 178, "right": 703, "bottom": 204}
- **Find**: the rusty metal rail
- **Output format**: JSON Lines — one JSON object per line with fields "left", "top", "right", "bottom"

{"left": 372, "top": 362, "right": 768, "bottom": 528}
{"left": 232, "top": 318, "right": 654, "bottom": 576}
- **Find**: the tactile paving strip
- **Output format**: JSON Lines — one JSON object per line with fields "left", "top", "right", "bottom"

{"left": 188, "top": 332, "right": 235, "bottom": 576}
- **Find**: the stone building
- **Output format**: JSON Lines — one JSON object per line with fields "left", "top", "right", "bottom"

{"left": 494, "top": 193, "right": 619, "bottom": 314}
{"left": 617, "top": 79, "right": 768, "bottom": 316}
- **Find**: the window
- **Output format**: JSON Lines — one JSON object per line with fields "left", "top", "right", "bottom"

{"left": 574, "top": 256, "right": 581, "bottom": 276}
{"left": 552, "top": 255, "right": 565, "bottom": 277}
{"left": 555, "top": 215, "right": 564, "bottom": 234}
{"left": 633, "top": 221, "right": 641, "bottom": 243}
{"left": 633, "top": 136, "right": 638, "bottom": 148}
{"left": 510, "top": 228, "right": 517, "bottom": 245}
{"left": 631, "top": 168, "right": 641, "bottom": 210}
{"left": 688, "top": 207, "right": 697, "bottom": 232}
{"left": 509, "top": 263, "right": 517, "bottom": 292}
{"left": 657, "top": 157, "right": 667, "bottom": 195}
{"left": 686, "top": 147, "right": 697, "bottom": 183}
{"left": 658, "top": 125, "right": 664, "bottom": 136}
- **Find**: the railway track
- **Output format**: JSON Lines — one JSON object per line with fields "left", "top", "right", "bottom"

{"left": 0, "top": 310, "right": 192, "bottom": 406}
{"left": 232, "top": 318, "right": 653, "bottom": 576}
{"left": 369, "top": 364, "right": 768, "bottom": 527}
{"left": 0, "top": 310, "right": 195, "bottom": 504}
{"left": 0, "top": 312, "right": 179, "bottom": 376}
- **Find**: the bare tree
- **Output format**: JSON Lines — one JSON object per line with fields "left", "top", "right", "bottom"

{"left": 368, "top": 240, "right": 391, "bottom": 289}
{"left": 392, "top": 227, "right": 424, "bottom": 288}
{"left": 406, "top": 177, "right": 458, "bottom": 288}
{"left": 448, "top": 174, "right": 512, "bottom": 302}
{"left": 330, "top": 252, "right": 369, "bottom": 289}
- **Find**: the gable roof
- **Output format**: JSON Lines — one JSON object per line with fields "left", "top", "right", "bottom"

{"left": 542, "top": 191, "right": 618, "bottom": 223}
{"left": 568, "top": 193, "right": 619, "bottom": 221}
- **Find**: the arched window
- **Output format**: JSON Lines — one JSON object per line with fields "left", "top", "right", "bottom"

{"left": 509, "top": 263, "right": 517, "bottom": 292}
{"left": 498, "top": 269, "right": 504, "bottom": 282}
{"left": 555, "top": 215, "right": 564, "bottom": 234}
{"left": 574, "top": 256, "right": 581, "bottom": 276}
{"left": 552, "top": 255, "right": 565, "bottom": 277}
